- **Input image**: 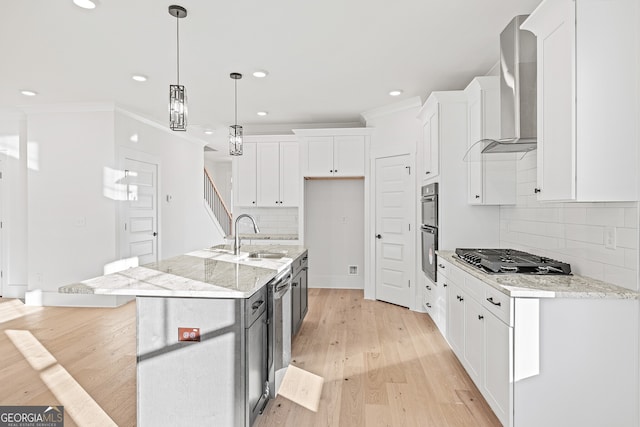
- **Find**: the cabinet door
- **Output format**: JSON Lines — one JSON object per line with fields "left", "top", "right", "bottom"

{"left": 235, "top": 142, "right": 257, "bottom": 206}
{"left": 467, "top": 91, "right": 484, "bottom": 204}
{"left": 334, "top": 135, "right": 365, "bottom": 177}
{"left": 434, "top": 277, "right": 448, "bottom": 337}
{"left": 524, "top": 0, "right": 575, "bottom": 201}
{"left": 447, "top": 282, "right": 465, "bottom": 358}
{"left": 247, "top": 310, "right": 268, "bottom": 426}
{"left": 291, "top": 272, "right": 302, "bottom": 336}
{"left": 484, "top": 311, "right": 513, "bottom": 427}
{"left": 279, "top": 142, "right": 299, "bottom": 206}
{"left": 299, "top": 266, "right": 308, "bottom": 321}
{"left": 464, "top": 298, "right": 485, "bottom": 387}
{"left": 306, "top": 136, "right": 334, "bottom": 177}
{"left": 256, "top": 143, "right": 281, "bottom": 207}
{"left": 422, "top": 108, "right": 439, "bottom": 180}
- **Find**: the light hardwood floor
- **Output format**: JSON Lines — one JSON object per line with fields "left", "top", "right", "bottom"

{"left": 0, "top": 290, "right": 500, "bottom": 427}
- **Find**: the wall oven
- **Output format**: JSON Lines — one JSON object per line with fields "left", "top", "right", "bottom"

{"left": 420, "top": 183, "right": 438, "bottom": 282}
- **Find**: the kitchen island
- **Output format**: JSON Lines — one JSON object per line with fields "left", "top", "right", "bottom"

{"left": 60, "top": 245, "right": 307, "bottom": 427}
{"left": 431, "top": 250, "right": 639, "bottom": 427}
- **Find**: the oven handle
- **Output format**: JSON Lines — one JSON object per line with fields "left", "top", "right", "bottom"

{"left": 421, "top": 226, "right": 436, "bottom": 234}
{"left": 421, "top": 195, "right": 437, "bottom": 202}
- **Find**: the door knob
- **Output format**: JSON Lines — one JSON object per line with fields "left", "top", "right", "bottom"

{"left": 375, "top": 234, "right": 382, "bottom": 239}
{"left": 153, "top": 232, "right": 158, "bottom": 236}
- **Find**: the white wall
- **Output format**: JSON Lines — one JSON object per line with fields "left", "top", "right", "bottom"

{"left": 304, "top": 179, "right": 364, "bottom": 289}
{"left": 27, "top": 109, "right": 118, "bottom": 293}
{"left": 500, "top": 152, "right": 639, "bottom": 291}
{"left": 115, "top": 111, "right": 223, "bottom": 259}
{"left": 0, "top": 114, "right": 28, "bottom": 297}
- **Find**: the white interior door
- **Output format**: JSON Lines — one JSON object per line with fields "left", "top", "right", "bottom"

{"left": 375, "top": 154, "right": 413, "bottom": 307}
{"left": 121, "top": 157, "right": 158, "bottom": 265}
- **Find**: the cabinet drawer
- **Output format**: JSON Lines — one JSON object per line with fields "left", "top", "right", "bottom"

{"left": 424, "top": 281, "right": 434, "bottom": 313}
{"left": 437, "top": 258, "right": 463, "bottom": 286}
{"left": 483, "top": 286, "right": 512, "bottom": 326}
{"left": 463, "top": 275, "right": 485, "bottom": 303}
{"left": 246, "top": 286, "right": 267, "bottom": 326}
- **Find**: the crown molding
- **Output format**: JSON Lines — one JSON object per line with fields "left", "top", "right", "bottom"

{"left": 360, "top": 96, "right": 422, "bottom": 122}
{"left": 292, "top": 127, "right": 374, "bottom": 137}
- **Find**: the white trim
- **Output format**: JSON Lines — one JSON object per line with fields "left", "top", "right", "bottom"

{"left": 115, "top": 107, "right": 208, "bottom": 147}
{"left": 243, "top": 134, "right": 298, "bottom": 143}
{"left": 0, "top": 109, "right": 26, "bottom": 121}
{"left": 244, "top": 121, "right": 365, "bottom": 135}
{"left": 293, "top": 127, "right": 375, "bottom": 137}
{"left": 360, "top": 96, "right": 423, "bottom": 122}
{"left": 20, "top": 102, "right": 116, "bottom": 114}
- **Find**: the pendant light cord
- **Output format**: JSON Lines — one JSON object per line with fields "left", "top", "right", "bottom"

{"left": 234, "top": 79, "right": 238, "bottom": 127}
{"left": 176, "top": 14, "right": 180, "bottom": 85}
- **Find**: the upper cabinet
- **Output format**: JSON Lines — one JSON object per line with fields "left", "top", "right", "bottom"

{"left": 234, "top": 142, "right": 258, "bottom": 206}
{"left": 521, "top": 0, "right": 639, "bottom": 202}
{"left": 233, "top": 138, "right": 300, "bottom": 207}
{"left": 464, "top": 77, "right": 516, "bottom": 205}
{"left": 306, "top": 135, "right": 366, "bottom": 177}
{"left": 417, "top": 98, "right": 440, "bottom": 180}
{"left": 294, "top": 129, "right": 373, "bottom": 178}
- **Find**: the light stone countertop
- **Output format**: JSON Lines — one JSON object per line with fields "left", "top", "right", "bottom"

{"left": 437, "top": 250, "right": 639, "bottom": 299}
{"left": 238, "top": 233, "right": 299, "bottom": 240}
{"left": 59, "top": 245, "right": 307, "bottom": 299}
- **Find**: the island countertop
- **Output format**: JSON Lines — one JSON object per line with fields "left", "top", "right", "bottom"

{"left": 59, "top": 245, "right": 307, "bottom": 299}
{"left": 437, "top": 250, "right": 639, "bottom": 299}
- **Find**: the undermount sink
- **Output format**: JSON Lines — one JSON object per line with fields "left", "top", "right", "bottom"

{"left": 248, "top": 251, "right": 287, "bottom": 259}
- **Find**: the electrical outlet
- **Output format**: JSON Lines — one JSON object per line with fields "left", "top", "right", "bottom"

{"left": 604, "top": 226, "right": 616, "bottom": 250}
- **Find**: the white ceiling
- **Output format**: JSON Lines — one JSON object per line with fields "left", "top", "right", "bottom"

{"left": 1, "top": 0, "right": 541, "bottom": 156}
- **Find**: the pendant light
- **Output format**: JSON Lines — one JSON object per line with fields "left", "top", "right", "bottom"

{"left": 168, "top": 5, "right": 187, "bottom": 131}
{"left": 229, "top": 72, "right": 243, "bottom": 156}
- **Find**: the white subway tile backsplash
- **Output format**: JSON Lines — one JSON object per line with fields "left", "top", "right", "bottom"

{"left": 617, "top": 228, "right": 638, "bottom": 249}
{"left": 585, "top": 207, "right": 626, "bottom": 227}
{"left": 563, "top": 224, "right": 604, "bottom": 245}
{"left": 234, "top": 207, "right": 299, "bottom": 235}
{"left": 624, "top": 207, "right": 638, "bottom": 228}
{"left": 501, "top": 159, "right": 639, "bottom": 291}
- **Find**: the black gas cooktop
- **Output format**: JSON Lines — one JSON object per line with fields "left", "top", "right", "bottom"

{"left": 455, "top": 248, "right": 572, "bottom": 275}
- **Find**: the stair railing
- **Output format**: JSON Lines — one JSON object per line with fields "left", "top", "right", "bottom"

{"left": 204, "top": 168, "right": 232, "bottom": 237}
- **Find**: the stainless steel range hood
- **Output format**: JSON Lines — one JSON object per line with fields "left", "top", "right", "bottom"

{"left": 481, "top": 15, "right": 537, "bottom": 154}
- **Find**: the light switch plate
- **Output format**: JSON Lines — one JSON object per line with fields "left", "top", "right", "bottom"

{"left": 604, "top": 226, "right": 616, "bottom": 250}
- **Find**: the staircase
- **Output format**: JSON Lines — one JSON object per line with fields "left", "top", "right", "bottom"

{"left": 204, "top": 168, "right": 232, "bottom": 237}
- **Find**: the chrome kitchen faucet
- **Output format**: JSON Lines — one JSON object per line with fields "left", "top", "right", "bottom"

{"left": 233, "top": 214, "right": 260, "bottom": 255}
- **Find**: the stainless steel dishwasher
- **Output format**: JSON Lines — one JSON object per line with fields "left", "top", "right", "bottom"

{"left": 267, "top": 266, "right": 292, "bottom": 398}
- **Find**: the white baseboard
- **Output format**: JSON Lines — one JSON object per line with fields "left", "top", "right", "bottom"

{"left": 24, "top": 290, "right": 134, "bottom": 307}
{"left": 308, "top": 274, "right": 364, "bottom": 289}
{"left": 1, "top": 284, "right": 27, "bottom": 299}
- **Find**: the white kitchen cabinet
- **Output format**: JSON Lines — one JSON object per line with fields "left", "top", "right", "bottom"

{"left": 446, "top": 281, "right": 465, "bottom": 357}
{"left": 483, "top": 309, "right": 512, "bottom": 426}
{"left": 306, "top": 135, "right": 365, "bottom": 177}
{"left": 256, "top": 142, "right": 299, "bottom": 207}
{"left": 438, "top": 253, "right": 638, "bottom": 427}
{"left": 464, "top": 77, "right": 516, "bottom": 205}
{"left": 234, "top": 138, "right": 299, "bottom": 208}
{"left": 521, "top": 0, "right": 639, "bottom": 201}
{"left": 234, "top": 142, "right": 258, "bottom": 206}
{"left": 417, "top": 97, "right": 439, "bottom": 180}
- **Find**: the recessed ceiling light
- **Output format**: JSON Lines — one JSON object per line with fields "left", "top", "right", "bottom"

{"left": 73, "top": 0, "right": 99, "bottom": 9}
{"left": 204, "top": 130, "right": 214, "bottom": 135}
{"left": 252, "top": 70, "right": 268, "bottom": 78}
{"left": 257, "top": 111, "right": 268, "bottom": 116}
{"left": 132, "top": 74, "right": 147, "bottom": 82}
{"left": 21, "top": 90, "right": 37, "bottom": 97}
{"left": 389, "top": 90, "right": 403, "bottom": 97}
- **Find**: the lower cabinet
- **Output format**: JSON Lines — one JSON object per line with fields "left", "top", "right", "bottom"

{"left": 438, "top": 255, "right": 638, "bottom": 427}
{"left": 246, "top": 289, "right": 269, "bottom": 426}
{"left": 291, "top": 251, "right": 308, "bottom": 336}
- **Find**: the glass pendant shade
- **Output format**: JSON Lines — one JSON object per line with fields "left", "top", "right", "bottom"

{"left": 169, "top": 84, "right": 187, "bottom": 131}
{"left": 229, "top": 125, "right": 243, "bottom": 156}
